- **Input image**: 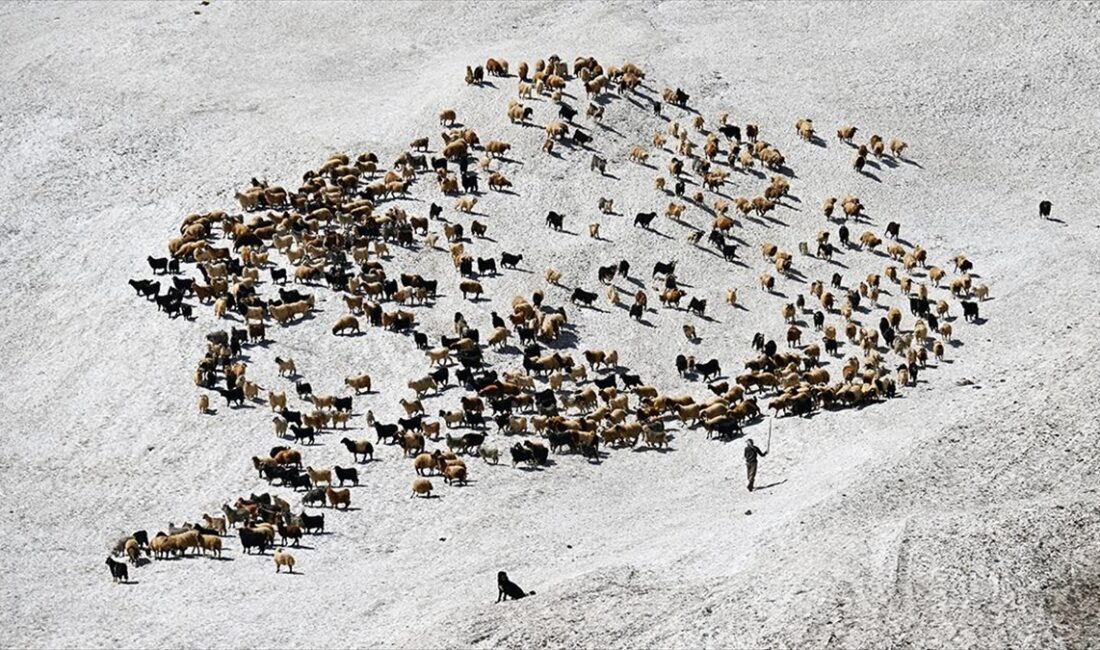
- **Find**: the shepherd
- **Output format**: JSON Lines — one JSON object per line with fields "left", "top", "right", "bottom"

{"left": 744, "top": 437, "right": 768, "bottom": 492}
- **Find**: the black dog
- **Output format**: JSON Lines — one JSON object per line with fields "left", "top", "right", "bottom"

{"left": 105, "top": 557, "right": 128, "bottom": 583}
{"left": 497, "top": 571, "right": 534, "bottom": 602}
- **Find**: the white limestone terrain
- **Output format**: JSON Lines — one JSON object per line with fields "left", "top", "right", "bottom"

{"left": 2, "top": 1, "right": 1099, "bottom": 648}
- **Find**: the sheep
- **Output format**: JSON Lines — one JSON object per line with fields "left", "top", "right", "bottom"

{"left": 545, "top": 121, "right": 569, "bottom": 140}
{"left": 332, "top": 314, "right": 360, "bottom": 336}
{"left": 408, "top": 376, "right": 438, "bottom": 398}
{"left": 439, "top": 109, "right": 457, "bottom": 125}
{"left": 274, "top": 550, "right": 296, "bottom": 573}
{"left": 345, "top": 374, "right": 372, "bottom": 394}
{"left": 443, "top": 464, "right": 468, "bottom": 485}
{"left": 488, "top": 172, "right": 512, "bottom": 191}
{"left": 588, "top": 223, "right": 601, "bottom": 238}
{"left": 200, "top": 514, "right": 227, "bottom": 536}
{"left": 454, "top": 197, "right": 477, "bottom": 213}
{"left": 485, "top": 140, "right": 512, "bottom": 157}
{"left": 459, "top": 279, "right": 483, "bottom": 300}
{"left": 306, "top": 466, "right": 332, "bottom": 487}
{"left": 890, "top": 138, "right": 908, "bottom": 158}
{"left": 274, "top": 449, "right": 302, "bottom": 468}
{"left": 411, "top": 478, "right": 434, "bottom": 498}
{"left": 326, "top": 487, "right": 351, "bottom": 510}
{"left": 200, "top": 534, "right": 222, "bottom": 558}
{"left": 400, "top": 398, "right": 425, "bottom": 416}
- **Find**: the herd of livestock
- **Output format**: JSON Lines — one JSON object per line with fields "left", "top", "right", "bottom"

{"left": 112, "top": 54, "right": 990, "bottom": 582}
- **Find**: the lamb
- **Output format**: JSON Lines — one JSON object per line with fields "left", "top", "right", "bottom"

{"left": 274, "top": 357, "right": 297, "bottom": 377}
{"left": 274, "top": 550, "right": 296, "bottom": 573}
{"left": 411, "top": 478, "right": 434, "bottom": 498}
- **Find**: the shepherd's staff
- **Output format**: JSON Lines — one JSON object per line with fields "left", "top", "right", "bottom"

{"left": 766, "top": 415, "right": 773, "bottom": 454}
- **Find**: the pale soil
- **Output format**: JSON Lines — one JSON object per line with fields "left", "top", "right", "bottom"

{"left": 1, "top": 2, "right": 1099, "bottom": 648}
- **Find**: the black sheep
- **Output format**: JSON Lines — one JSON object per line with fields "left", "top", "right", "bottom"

{"left": 633, "top": 211, "right": 657, "bottom": 228}
{"left": 334, "top": 466, "right": 359, "bottom": 487}
{"left": 239, "top": 528, "right": 269, "bottom": 554}
{"left": 962, "top": 301, "right": 979, "bottom": 322}
{"left": 545, "top": 211, "right": 565, "bottom": 231}
{"left": 695, "top": 358, "right": 721, "bottom": 381}
{"left": 147, "top": 256, "right": 168, "bottom": 274}
{"left": 295, "top": 381, "right": 313, "bottom": 400}
{"left": 510, "top": 444, "right": 534, "bottom": 467}
{"left": 590, "top": 155, "right": 607, "bottom": 175}
{"left": 571, "top": 287, "right": 597, "bottom": 307}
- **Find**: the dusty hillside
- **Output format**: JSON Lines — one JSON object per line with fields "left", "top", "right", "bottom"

{"left": 1, "top": 2, "right": 1099, "bottom": 648}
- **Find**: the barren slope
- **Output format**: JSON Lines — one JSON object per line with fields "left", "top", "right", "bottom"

{"left": 1, "top": 2, "right": 1098, "bottom": 648}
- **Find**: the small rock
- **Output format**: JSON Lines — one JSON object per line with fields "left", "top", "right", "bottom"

{"left": 566, "top": 544, "right": 573, "bottom": 549}
{"left": 745, "top": 509, "right": 752, "bottom": 516}
{"left": 439, "top": 537, "right": 446, "bottom": 542}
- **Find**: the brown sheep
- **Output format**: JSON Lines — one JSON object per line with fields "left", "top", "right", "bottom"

{"left": 859, "top": 231, "right": 882, "bottom": 250}
{"left": 485, "top": 140, "right": 512, "bottom": 157}
{"left": 439, "top": 109, "right": 457, "bottom": 126}
{"left": 837, "top": 125, "right": 857, "bottom": 142}
{"left": 459, "top": 279, "right": 483, "bottom": 300}
{"left": 545, "top": 121, "right": 569, "bottom": 140}
{"left": 890, "top": 138, "right": 908, "bottom": 158}
{"left": 666, "top": 202, "right": 687, "bottom": 219}
{"left": 454, "top": 197, "right": 477, "bottom": 213}
{"left": 411, "top": 478, "right": 433, "bottom": 498}
{"left": 488, "top": 172, "right": 512, "bottom": 191}
{"left": 332, "top": 314, "right": 360, "bottom": 336}
{"left": 326, "top": 487, "right": 351, "bottom": 510}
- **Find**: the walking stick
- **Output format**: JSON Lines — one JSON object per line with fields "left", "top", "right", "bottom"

{"left": 766, "top": 416, "right": 772, "bottom": 454}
